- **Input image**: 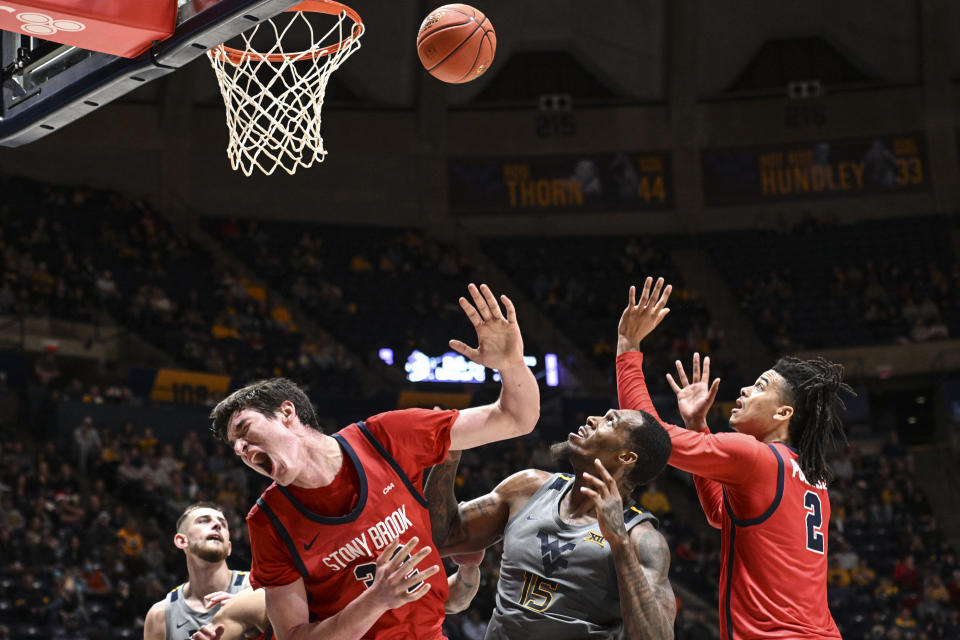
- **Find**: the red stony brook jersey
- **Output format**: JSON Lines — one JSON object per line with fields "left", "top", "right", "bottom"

{"left": 719, "top": 443, "right": 840, "bottom": 640}
{"left": 249, "top": 422, "right": 448, "bottom": 640}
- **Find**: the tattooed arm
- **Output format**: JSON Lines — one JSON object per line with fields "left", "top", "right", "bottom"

{"left": 582, "top": 460, "right": 676, "bottom": 640}
{"left": 621, "top": 522, "right": 677, "bottom": 639}
{"left": 426, "top": 449, "right": 462, "bottom": 549}
{"left": 424, "top": 452, "right": 549, "bottom": 556}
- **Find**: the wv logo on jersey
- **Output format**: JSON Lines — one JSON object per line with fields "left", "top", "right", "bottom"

{"left": 537, "top": 530, "right": 576, "bottom": 577}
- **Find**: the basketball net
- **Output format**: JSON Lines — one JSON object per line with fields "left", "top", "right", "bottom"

{"left": 207, "top": 1, "right": 363, "bottom": 176}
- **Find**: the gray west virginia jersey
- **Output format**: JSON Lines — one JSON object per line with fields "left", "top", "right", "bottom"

{"left": 485, "top": 473, "right": 657, "bottom": 640}
{"left": 163, "top": 570, "right": 250, "bottom": 640}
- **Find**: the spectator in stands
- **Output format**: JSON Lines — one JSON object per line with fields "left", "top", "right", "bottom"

{"left": 832, "top": 447, "right": 855, "bottom": 482}
{"left": 73, "top": 416, "right": 101, "bottom": 473}
{"left": 138, "top": 427, "right": 158, "bottom": 456}
{"left": 893, "top": 606, "right": 916, "bottom": 632}
{"left": 639, "top": 481, "right": 672, "bottom": 517}
{"left": 827, "top": 556, "right": 852, "bottom": 588}
{"left": 882, "top": 431, "right": 908, "bottom": 461}
{"left": 33, "top": 351, "right": 60, "bottom": 387}
{"left": 851, "top": 557, "right": 877, "bottom": 588}
{"left": 893, "top": 554, "right": 921, "bottom": 592}
{"left": 116, "top": 516, "right": 144, "bottom": 557}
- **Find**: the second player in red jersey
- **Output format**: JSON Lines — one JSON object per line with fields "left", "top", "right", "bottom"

{"left": 614, "top": 277, "right": 849, "bottom": 640}
{"left": 247, "top": 410, "right": 455, "bottom": 639}
{"left": 209, "top": 284, "right": 541, "bottom": 640}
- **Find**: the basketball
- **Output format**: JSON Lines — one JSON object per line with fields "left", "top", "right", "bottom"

{"left": 416, "top": 4, "right": 496, "bottom": 84}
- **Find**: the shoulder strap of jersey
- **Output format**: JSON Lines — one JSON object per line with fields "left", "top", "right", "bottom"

{"left": 355, "top": 420, "right": 428, "bottom": 508}
{"left": 256, "top": 497, "right": 310, "bottom": 580}
{"left": 509, "top": 472, "right": 572, "bottom": 525}
{"left": 230, "top": 570, "right": 249, "bottom": 588}
{"left": 624, "top": 504, "right": 659, "bottom": 531}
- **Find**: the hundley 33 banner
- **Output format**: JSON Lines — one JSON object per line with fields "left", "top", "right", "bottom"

{"left": 447, "top": 152, "right": 673, "bottom": 214}
{"left": 701, "top": 134, "right": 928, "bottom": 206}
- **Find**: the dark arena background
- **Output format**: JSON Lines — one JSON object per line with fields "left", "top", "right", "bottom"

{"left": 1, "top": 1, "right": 959, "bottom": 638}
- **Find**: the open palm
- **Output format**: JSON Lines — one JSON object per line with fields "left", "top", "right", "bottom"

{"left": 666, "top": 353, "right": 720, "bottom": 430}
{"left": 450, "top": 283, "right": 524, "bottom": 371}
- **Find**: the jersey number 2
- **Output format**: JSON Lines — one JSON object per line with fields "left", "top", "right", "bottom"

{"left": 804, "top": 491, "right": 824, "bottom": 554}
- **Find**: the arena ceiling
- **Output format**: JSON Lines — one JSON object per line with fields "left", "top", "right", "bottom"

{"left": 120, "top": 0, "right": 933, "bottom": 110}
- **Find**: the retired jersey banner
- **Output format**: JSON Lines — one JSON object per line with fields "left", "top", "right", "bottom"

{"left": 448, "top": 152, "right": 673, "bottom": 214}
{"left": 701, "top": 134, "right": 928, "bottom": 206}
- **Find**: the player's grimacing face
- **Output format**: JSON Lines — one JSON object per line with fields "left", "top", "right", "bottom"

{"left": 183, "top": 508, "right": 231, "bottom": 562}
{"left": 729, "top": 370, "right": 790, "bottom": 437}
{"left": 227, "top": 406, "right": 297, "bottom": 484}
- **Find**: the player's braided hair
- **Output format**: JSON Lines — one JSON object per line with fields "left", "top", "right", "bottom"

{"left": 209, "top": 377, "right": 321, "bottom": 442}
{"left": 772, "top": 357, "right": 853, "bottom": 486}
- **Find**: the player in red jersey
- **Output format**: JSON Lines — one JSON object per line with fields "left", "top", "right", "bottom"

{"left": 209, "top": 283, "right": 539, "bottom": 640}
{"left": 615, "top": 277, "right": 850, "bottom": 640}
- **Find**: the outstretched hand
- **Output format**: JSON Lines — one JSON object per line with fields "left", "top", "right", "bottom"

{"left": 666, "top": 353, "right": 720, "bottom": 431}
{"left": 617, "top": 277, "right": 672, "bottom": 355}
{"left": 450, "top": 283, "right": 524, "bottom": 372}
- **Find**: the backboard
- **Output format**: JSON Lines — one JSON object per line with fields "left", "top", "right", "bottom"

{"left": 0, "top": 0, "right": 301, "bottom": 146}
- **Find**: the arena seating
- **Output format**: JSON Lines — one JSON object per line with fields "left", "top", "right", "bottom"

{"left": 204, "top": 218, "right": 482, "bottom": 359}
{"left": 481, "top": 235, "right": 732, "bottom": 394}
{"left": 0, "top": 178, "right": 358, "bottom": 396}
{"left": 704, "top": 216, "right": 958, "bottom": 352}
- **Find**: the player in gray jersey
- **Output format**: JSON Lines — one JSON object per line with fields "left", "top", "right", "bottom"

{"left": 144, "top": 503, "right": 252, "bottom": 640}
{"left": 426, "top": 282, "right": 677, "bottom": 640}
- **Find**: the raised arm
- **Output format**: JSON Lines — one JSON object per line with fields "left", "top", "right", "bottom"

{"left": 662, "top": 354, "right": 773, "bottom": 489}
{"left": 581, "top": 460, "right": 676, "bottom": 639}
{"left": 616, "top": 278, "right": 672, "bottom": 420}
{"left": 267, "top": 538, "right": 440, "bottom": 640}
{"left": 424, "top": 447, "right": 548, "bottom": 556}
{"left": 448, "top": 284, "right": 540, "bottom": 450}
{"left": 614, "top": 281, "right": 730, "bottom": 516}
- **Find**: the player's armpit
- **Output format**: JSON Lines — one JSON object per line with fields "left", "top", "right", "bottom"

{"left": 435, "top": 469, "right": 548, "bottom": 556}
{"left": 143, "top": 601, "right": 167, "bottom": 640}
{"left": 693, "top": 475, "right": 724, "bottom": 528}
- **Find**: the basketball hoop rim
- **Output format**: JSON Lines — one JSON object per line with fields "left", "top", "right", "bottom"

{"left": 209, "top": 0, "right": 363, "bottom": 65}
